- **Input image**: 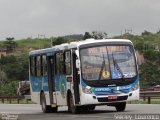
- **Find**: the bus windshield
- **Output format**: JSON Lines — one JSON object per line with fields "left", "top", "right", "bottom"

{"left": 80, "top": 45, "right": 137, "bottom": 81}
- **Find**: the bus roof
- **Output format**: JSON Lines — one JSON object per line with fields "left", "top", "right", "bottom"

{"left": 29, "top": 47, "right": 56, "bottom": 56}
{"left": 29, "top": 39, "right": 133, "bottom": 56}
{"left": 69, "top": 39, "right": 133, "bottom": 48}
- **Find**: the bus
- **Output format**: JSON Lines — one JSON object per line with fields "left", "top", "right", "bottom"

{"left": 29, "top": 39, "right": 139, "bottom": 113}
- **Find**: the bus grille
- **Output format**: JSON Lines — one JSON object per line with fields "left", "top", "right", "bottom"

{"left": 97, "top": 95, "right": 128, "bottom": 102}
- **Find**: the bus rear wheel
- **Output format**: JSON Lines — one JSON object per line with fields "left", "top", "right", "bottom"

{"left": 115, "top": 102, "right": 126, "bottom": 112}
{"left": 41, "top": 92, "right": 57, "bottom": 113}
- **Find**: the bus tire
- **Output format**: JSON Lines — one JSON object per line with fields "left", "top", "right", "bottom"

{"left": 41, "top": 92, "right": 49, "bottom": 113}
{"left": 41, "top": 92, "right": 58, "bottom": 113}
{"left": 69, "top": 93, "right": 80, "bottom": 114}
{"left": 67, "top": 91, "right": 71, "bottom": 111}
{"left": 115, "top": 102, "right": 126, "bottom": 112}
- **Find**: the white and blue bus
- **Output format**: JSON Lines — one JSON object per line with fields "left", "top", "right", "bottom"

{"left": 29, "top": 39, "right": 139, "bottom": 113}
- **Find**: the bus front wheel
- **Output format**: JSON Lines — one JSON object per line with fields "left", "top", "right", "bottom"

{"left": 115, "top": 102, "right": 126, "bottom": 112}
{"left": 69, "top": 93, "right": 80, "bottom": 114}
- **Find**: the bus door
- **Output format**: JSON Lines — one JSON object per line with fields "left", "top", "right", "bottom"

{"left": 55, "top": 52, "right": 67, "bottom": 105}
{"left": 47, "top": 56, "right": 57, "bottom": 105}
{"left": 72, "top": 51, "right": 80, "bottom": 104}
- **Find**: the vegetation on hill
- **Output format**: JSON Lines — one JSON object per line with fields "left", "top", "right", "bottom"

{"left": 0, "top": 37, "right": 77, "bottom": 96}
{"left": 0, "top": 31, "right": 160, "bottom": 96}
{"left": 114, "top": 31, "right": 160, "bottom": 87}
{"left": 63, "top": 34, "right": 83, "bottom": 40}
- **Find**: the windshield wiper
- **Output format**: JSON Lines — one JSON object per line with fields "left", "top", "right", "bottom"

{"left": 112, "top": 53, "right": 125, "bottom": 80}
{"left": 98, "top": 54, "right": 106, "bottom": 80}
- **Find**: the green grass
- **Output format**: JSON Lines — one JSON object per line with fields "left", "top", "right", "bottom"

{"left": 0, "top": 38, "right": 52, "bottom": 55}
{"left": 0, "top": 38, "right": 51, "bottom": 49}
{"left": 127, "top": 99, "right": 160, "bottom": 104}
{"left": 0, "top": 100, "right": 34, "bottom": 104}
{"left": 16, "top": 38, "right": 52, "bottom": 49}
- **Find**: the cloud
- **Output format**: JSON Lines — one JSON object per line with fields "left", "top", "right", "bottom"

{"left": 0, "top": 0, "right": 160, "bottom": 39}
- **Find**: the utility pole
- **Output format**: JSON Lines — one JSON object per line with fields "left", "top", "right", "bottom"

{"left": 38, "top": 34, "right": 45, "bottom": 39}
{"left": 124, "top": 29, "right": 133, "bottom": 39}
{"left": 125, "top": 29, "right": 132, "bottom": 34}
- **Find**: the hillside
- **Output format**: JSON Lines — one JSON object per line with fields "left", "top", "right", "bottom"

{"left": 114, "top": 31, "right": 160, "bottom": 87}
{"left": 0, "top": 37, "right": 78, "bottom": 54}
{"left": 0, "top": 32, "right": 160, "bottom": 96}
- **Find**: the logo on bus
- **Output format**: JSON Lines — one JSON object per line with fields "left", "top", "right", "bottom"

{"left": 102, "top": 70, "right": 110, "bottom": 79}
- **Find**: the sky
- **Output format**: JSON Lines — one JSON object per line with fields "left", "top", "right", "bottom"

{"left": 0, "top": 0, "right": 160, "bottom": 40}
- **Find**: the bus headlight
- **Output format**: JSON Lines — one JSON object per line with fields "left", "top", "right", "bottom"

{"left": 131, "top": 82, "right": 139, "bottom": 91}
{"left": 82, "top": 86, "right": 92, "bottom": 94}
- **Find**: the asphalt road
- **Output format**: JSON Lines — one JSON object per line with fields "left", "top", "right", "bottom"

{"left": 0, "top": 104, "right": 160, "bottom": 120}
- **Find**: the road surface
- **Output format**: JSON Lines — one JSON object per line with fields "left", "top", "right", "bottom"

{"left": 0, "top": 104, "right": 160, "bottom": 120}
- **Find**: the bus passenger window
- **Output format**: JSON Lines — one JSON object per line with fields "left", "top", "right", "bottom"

{"left": 56, "top": 53, "right": 65, "bottom": 74}
{"left": 30, "top": 57, "right": 35, "bottom": 76}
{"left": 36, "top": 56, "right": 41, "bottom": 77}
{"left": 40, "top": 56, "right": 43, "bottom": 76}
{"left": 50, "top": 57, "right": 55, "bottom": 76}
{"left": 56, "top": 53, "right": 60, "bottom": 74}
{"left": 65, "top": 51, "right": 71, "bottom": 75}
{"left": 34, "top": 57, "right": 37, "bottom": 76}
{"left": 42, "top": 55, "right": 47, "bottom": 76}
{"left": 60, "top": 53, "right": 65, "bottom": 73}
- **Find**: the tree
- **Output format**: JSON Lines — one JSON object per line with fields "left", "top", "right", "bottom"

{"left": 140, "top": 62, "right": 160, "bottom": 87}
{"left": 52, "top": 37, "right": 75, "bottom": 46}
{"left": 0, "top": 54, "right": 28, "bottom": 96}
{"left": 52, "top": 37, "right": 66, "bottom": 46}
{"left": 92, "top": 31, "right": 107, "bottom": 39}
{"left": 134, "top": 40, "right": 144, "bottom": 52}
{"left": 141, "top": 30, "right": 152, "bottom": 36}
{"left": 83, "top": 31, "right": 108, "bottom": 40}
{"left": 3, "top": 37, "right": 17, "bottom": 52}
{"left": 144, "top": 50, "right": 160, "bottom": 62}
{"left": 0, "top": 70, "right": 7, "bottom": 86}
{"left": 0, "top": 54, "right": 29, "bottom": 81}
{"left": 83, "top": 32, "right": 92, "bottom": 40}
{"left": 0, "top": 80, "right": 18, "bottom": 96}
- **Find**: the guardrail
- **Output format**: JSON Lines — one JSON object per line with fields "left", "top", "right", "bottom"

{"left": 0, "top": 96, "right": 31, "bottom": 104}
{"left": 140, "top": 91, "right": 160, "bottom": 104}
{"left": 1, "top": 92, "right": 159, "bottom": 104}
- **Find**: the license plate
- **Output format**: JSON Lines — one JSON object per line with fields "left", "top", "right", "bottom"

{"left": 108, "top": 96, "right": 118, "bottom": 100}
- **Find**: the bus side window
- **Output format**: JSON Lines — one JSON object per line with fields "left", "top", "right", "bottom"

{"left": 60, "top": 53, "right": 65, "bottom": 74}
{"left": 56, "top": 52, "right": 65, "bottom": 74}
{"left": 40, "top": 56, "right": 43, "bottom": 76}
{"left": 42, "top": 55, "right": 47, "bottom": 76}
{"left": 65, "top": 51, "right": 71, "bottom": 75}
{"left": 56, "top": 53, "right": 60, "bottom": 74}
{"left": 30, "top": 56, "right": 35, "bottom": 76}
{"left": 36, "top": 56, "right": 41, "bottom": 77}
{"left": 34, "top": 57, "right": 37, "bottom": 76}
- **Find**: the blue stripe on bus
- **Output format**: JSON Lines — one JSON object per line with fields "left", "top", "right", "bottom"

{"left": 30, "top": 74, "right": 67, "bottom": 93}
{"left": 81, "top": 76, "right": 139, "bottom": 96}
{"left": 30, "top": 75, "right": 49, "bottom": 92}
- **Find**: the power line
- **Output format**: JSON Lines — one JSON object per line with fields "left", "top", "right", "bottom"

{"left": 125, "top": 29, "right": 132, "bottom": 34}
